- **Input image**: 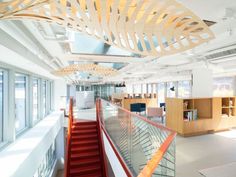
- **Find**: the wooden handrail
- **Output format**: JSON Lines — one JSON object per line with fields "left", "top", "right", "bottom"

{"left": 64, "top": 98, "right": 73, "bottom": 177}
{"left": 96, "top": 99, "right": 109, "bottom": 177}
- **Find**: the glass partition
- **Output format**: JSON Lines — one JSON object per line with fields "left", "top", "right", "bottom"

{"left": 99, "top": 99, "right": 176, "bottom": 176}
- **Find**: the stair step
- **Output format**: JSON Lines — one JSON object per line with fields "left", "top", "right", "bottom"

{"left": 70, "top": 172, "right": 102, "bottom": 177}
{"left": 70, "top": 171, "right": 102, "bottom": 177}
{"left": 73, "top": 121, "right": 97, "bottom": 126}
{"left": 71, "top": 129, "right": 97, "bottom": 135}
{"left": 71, "top": 144, "right": 99, "bottom": 153}
{"left": 72, "top": 124, "right": 97, "bottom": 130}
{"left": 71, "top": 151, "right": 99, "bottom": 159}
{"left": 71, "top": 133, "right": 98, "bottom": 140}
{"left": 71, "top": 139, "right": 98, "bottom": 146}
{"left": 70, "top": 157, "right": 100, "bottom": 167}
{"left": 70, "top": 164, "right": 101, "bottom": 175}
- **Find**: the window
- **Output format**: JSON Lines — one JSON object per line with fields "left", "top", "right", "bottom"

{"left": 0, "top": 71, "right": 3, "bottom": 142}
{"left": 167, "top": 82, "right": 176, "bottom": 98}
{"left": 33, "top": 78, "right": 39, "bottom": 123}
{"left": 213, "top": 77, "right": 234, "bottom": 96}
{"left": 42, "top": 80, "right": 47, "bottom": 117}
{"left": 126, "top": 84, "right": 133, "bottom": 94}
{"left": 178, "top": 80, "right": 192, "bottom": 98}
{"left": 153, "top": 84, "right": 157, "bottom": 94}
{"left": 133, "top": 84, "right": 141, "bottom": 94}
{"left": 142, "top": 84, "right": 147, "bottom": 94}
{"left": 49, "top": 82, "right": 53, "bottom": 111}
{"left": 15, "top": 73, "right": 27, "bottom": 133}
{"left": 147, "top": 84, "right": 152, "bottom": 94}
{"left": 158, "top": 83, "right": 165, "bottom": 106}
{"left": 33, "top": 141, "right": 56, "bottom": 177}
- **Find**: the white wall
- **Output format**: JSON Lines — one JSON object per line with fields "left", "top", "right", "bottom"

{"left": 0, "top": 112, "right": 64, "bottom": 177}
{"left": 103, "top": 132, "right": 127, "bottom": 177}
{"left": 54, "top": 79, "right": 67, "bottom": 111}
{"left": 192, "top": 68, "right": 213, "bottom": 97}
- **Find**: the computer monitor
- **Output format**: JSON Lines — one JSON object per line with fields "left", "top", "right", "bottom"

{"left": 160, "top": 103, "right": 166, "bottom": 111}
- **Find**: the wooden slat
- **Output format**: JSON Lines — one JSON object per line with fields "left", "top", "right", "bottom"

{"left": 0, "top": 0, "right": 214, "bottom": 56}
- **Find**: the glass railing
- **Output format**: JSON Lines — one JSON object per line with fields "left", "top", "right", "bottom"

{"left": 98, "top": 99, "right": 176, "bottom": 177}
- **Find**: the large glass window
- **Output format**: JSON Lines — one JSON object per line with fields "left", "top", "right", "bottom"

{"left": 153, "top": 84, "right": 157, "bottom": 94}
{"left": 158, "top": 83, "right": 165, "bottom": 106}
{"left": 142, "top": 84, "right": 147, "bottom": 94}
{"left": 133, "top": 84, "right": 141, "bottom": 94}
{"left": 0, "top": 71, "right": 3, "bottom": 142}
{"left": 42, "top": 80, "right": 47, "bottom": 117}
{"left": 147, "top": 84, "right": 152, "bottom": 94}
{"left": 213, "top": 77, "right": 235, "bottom": 96}
{"left": 126, "top": 84, "right": 133, "bottom": 94}
{"left": 33, "top": 78, "right": 39, "bottom": 123}
{"left": 178, "top": 80, "right": 192, "bottom": 98}
{"left": 167, "top": 82, "right": 176, "bottom": 98}
{"left": 15, "top": 73, "right": 27, "bottom": 133}
{"left": 49, "top": 82, "right": 53, "bottom": 111}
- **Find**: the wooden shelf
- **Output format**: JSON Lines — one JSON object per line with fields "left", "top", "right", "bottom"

{"left": 184, "top": 109, "right": 195, "bottom": 111}
{"left": 166, "top": 97, "right": 236, "bottom": 137}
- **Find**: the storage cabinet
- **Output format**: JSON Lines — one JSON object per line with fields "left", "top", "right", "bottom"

{"left": 166, "top": 97, "right": 236, "bottom": 136}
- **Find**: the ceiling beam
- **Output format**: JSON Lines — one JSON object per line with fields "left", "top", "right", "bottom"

{"left": 0, "top": 28, "right": 54, "bottom": 71}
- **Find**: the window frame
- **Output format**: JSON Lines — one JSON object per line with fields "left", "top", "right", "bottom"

{"left": 0, "top": 69, "right": 8, "bottom": 145}
{"left": 32, "top": 77, "right": 40, "bottom": 124}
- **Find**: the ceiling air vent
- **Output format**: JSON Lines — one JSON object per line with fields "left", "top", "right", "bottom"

{"left": 205, "top": 48, "right": 236, "bottom": 60}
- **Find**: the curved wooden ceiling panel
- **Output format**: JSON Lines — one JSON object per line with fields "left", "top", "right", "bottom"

{"left": 0, "top": 0, "right": 214, "bottom": 57}
{"left": 52, "top": 63, "right": 118, "bottom": 77}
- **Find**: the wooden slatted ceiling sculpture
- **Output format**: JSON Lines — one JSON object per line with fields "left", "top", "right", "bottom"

{"left": 52, "top": 63, "right": 118, "bottom": 77}
{"left": 0, "top": 0, "right": 214, "bottom": 57}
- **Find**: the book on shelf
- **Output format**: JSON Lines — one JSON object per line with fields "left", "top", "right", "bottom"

{"left": 184, "top": 109, "right": 197, "bottom": 121}
{"left": 193, "top": 109, "right": 198, "bottom": 120}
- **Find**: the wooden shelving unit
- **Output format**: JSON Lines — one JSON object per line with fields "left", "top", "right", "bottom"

{"left": 166, "top": 97, "right": 236, "bottom": 137}
{"left": 221, "top": 97, "right": 236, "bottom": 117}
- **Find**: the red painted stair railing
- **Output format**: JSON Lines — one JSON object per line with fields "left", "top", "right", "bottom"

{"left": 64, "top": 98, "right": 73, "bottom": 177}
{"left": 65, "top": 98, "right": 176, "bottom": 177}
{"left": 64, "top": 98, "right": 108, "bottom": 177}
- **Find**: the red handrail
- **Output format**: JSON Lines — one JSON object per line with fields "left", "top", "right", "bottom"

{"left": 96, "top": 99, "right": 109, "bottom": 177}
{"left": 138, "top": 132, "right": 176, "bottom": 177}
{"left": 96, "top": 98, "right": 133, "bottom": 177}
{"left": 64, "top": 98, "right": 73, "bottom": 177}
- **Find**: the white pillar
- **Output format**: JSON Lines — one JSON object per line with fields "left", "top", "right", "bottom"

{"left": 54, "top": 79, "right": 67, "bottom": 111}
{"left": 192, "top": 68, "right": 213, "bottom": 97}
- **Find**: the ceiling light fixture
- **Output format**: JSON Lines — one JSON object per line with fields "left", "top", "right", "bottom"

{"left": 0, "top": 0, "right": 214, "bottom": 57}
{"left": 52, "top": 63, "right": 118, "bottom": 77}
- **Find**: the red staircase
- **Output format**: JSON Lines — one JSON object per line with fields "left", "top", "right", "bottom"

{"left": 69, "top": 121, "right": 103, "bottom": 177}
{"left": 65, "top": 98, "right": 108, "bottom": 177}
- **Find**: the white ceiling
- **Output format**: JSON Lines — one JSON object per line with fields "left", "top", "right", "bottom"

{"left": 1, "top": 0, "right": 236, "bottom": 84}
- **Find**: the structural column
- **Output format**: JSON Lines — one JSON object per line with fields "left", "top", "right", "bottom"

{"left": 192, "top": 68, "right": 213, "bottom": 97}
